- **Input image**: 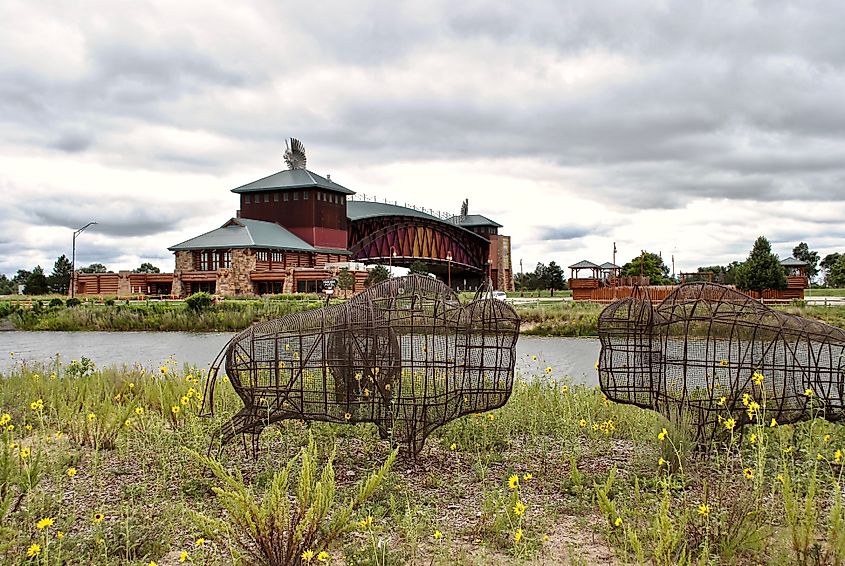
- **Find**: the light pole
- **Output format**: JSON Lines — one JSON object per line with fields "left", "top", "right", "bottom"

{"left": 389, "top": 246, "right": 396, "bottom": 278}
{"left": 446, "top": 251, "right": 452, "bottom": 288}
{"left": 487, "top": 259, "right": 492, "bottom": 288}
{"left": 70, "top": 222, "right": 97, "bottom": 299}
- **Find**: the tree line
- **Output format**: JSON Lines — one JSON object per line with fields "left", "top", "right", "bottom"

{"left": 0, "top": 258, "right": 161, "bottom": 295}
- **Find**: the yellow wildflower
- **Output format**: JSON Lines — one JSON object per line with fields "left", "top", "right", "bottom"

{"left": 180, "top": 396, "right": 189, "bottom": 406}
{"left": 719, "top": 359, "right": 728, "bottom": 367}
{"left": 514, "top": 527, "right": 523, "bottom": 543}
{"left": 30, "top": 399, "right": 44, "bottom": 411}
{"left": 317, "top": 551, "right": 329, "bottom": 562}
{"left": 195, "top": 538, "right": 206, "bottom": 546}
{"left": 752, "top": 371, "right": 764, "bottom": 385}
{"left": 776, "top": 473, "right": 785, "bottom": 483}
{"left": 344, "top": 412, "right": 352, "bottom": 421}
{"left": 545, "top": 366, "right": 552, "bottom": 374}
{"left": 171, "top": 406, "right": 180, "bottom": 415}
{"left": 805, "top": 388, "right": 814, "bottom": 397}
{"left": 36, "top": 517, "right": 54, "bottom": 530}
{"left": 135, "top": 407, "right": 144, "bottom": 415}
{"left": 508, "top": 474, "right": 519, "bottom": 490}
{"left": 67, "top": 467, "right": 77, "bottom": 477}
{"left": 92, "top": 512, "right": 105, "bottom": 523}
{"left": 433, "top": 530, "right": 442, "bottom": 539}
{"left": 724, "top": 418, "right": 736, "bottom": 430}
{"left": 658, "top": 457, "right": 667, "bottom": 466}
{"left": 750, "top": 433, "right": 757, "bottom": 445}
{"left": 87, "top": 412, "right": 96, "bottom": 421}
{"left": 449, "top": 443, "right": 457, "bottom": 451}
{"left": 834, "top": 449, "right": 842, "bottom": 464}
{"left": 56, "top": 531, "right": 64, "bottom": 540}
{"left": 0, "top": 413, "right": 9, "bottom": 425}
{"left": 159, "top": 366, "right": 168, "bottom": 375}
{"left": 27, "top": 544, "right": 41, "bottom": 557}
{"left": 513, "top": 501, "right": 526, "bottom": 516}
{"left": 523, "top": 472, "right": 533, "bottom": 481}
{"left": 658, "top": 428, "right": 668, "bottom": 441}
{"left": 179, "top": 550, "right": 188, "bottom": 562}
{"left": 302, "top": 550, "right": 315, "bottom": 562}
{"left": 579, "top": 419, "right": 587, "bottom": 428}
{"left": 742, "top": 393, "right": 751, "bottom": 407}
{"left": 717, "top": 396, "right": 726, "bottom": 406}
{"left": 771, "top": 417, "right": 778, "bottom": 427}
{"left": 743, "top": 468, "right": 753, "bottom": 480}
{"left": 614, "top": 517, "right": 622, "bottom": 527}
{"left": 20, "top": 447, "right": 30, "bottom": 458}
{"left": 824, "top": 434, "right": 831, "bottom": 443}
{"left": 697, "top": 503, "right": 709, "bottom": 518}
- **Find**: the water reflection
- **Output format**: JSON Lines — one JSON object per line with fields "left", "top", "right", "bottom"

{"left": 2, "top": 332, "right": 600, "bottom": 386}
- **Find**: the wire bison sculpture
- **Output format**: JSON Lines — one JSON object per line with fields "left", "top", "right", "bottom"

{"left": 204, "top": 275, "right": 520, "bottom": 456}
{"left": 598, "top": 283, "right": 845, "bottom": 440}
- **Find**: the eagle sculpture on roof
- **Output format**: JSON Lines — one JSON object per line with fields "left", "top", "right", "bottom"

{"left": 283, "top": 138, "right": 307, "bottom": 170}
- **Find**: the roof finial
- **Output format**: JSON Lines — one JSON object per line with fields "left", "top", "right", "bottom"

{"left": 284, "top": 138, "right": 307, "bottom": 170}
{"left": 460, "top": 198, "right": 468, "bottom": 217}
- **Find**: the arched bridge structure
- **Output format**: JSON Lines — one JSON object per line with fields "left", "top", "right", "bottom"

{"left": 347, "top": 201, "right": 490, "bottom": 284}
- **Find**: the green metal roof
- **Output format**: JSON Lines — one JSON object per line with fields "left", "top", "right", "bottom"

{"left": 448, "top": 214, "right": 503, "bottom": 228}
{"left": 231, "top": 168, "right": 355, "bottom": 195}
{"left": 168, "top": 218, "right": 325, "bottom": 252}
{"left": 780, "top": 257, "right": 808, "bottom": 267}
{"left": 568, "top": 260, "right": 600, "bottom": 269}
{"left": 346, "top": 200, "right": 444, "bottom": 222}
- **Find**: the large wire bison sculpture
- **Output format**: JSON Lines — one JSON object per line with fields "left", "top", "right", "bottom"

{"left": 204, "top": 275, "right": 520, "bottom": 456}
{"left": 598, "top": 283, "right": 845, "bottom": 440}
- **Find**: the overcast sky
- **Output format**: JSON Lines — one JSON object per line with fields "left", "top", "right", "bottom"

{"left": 3, "top": 0, "right": 845, "bottom": 279}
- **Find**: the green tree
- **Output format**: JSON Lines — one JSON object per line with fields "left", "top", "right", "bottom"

{"left": 734, "top": 236, "right": 787, "bottom": 293}
{"left": 792, "top": 242, "right": 820, "bottom": 281}
{"left": 409, "top": 260, "right": 429, "bottom": 275}
{"left": 48, "top": 254, "right": 73, "bottom": 294}
{"left": 13, "top": 269, "right": 31, "bottom": 287}
{"left": 365, "top": 265, "right": 390, "bottom": 287}
{"left": 24, "top": 265, "right": 49, "bottom": 295}
{"left": 80, "top": 263, "right": 107, "bottom": 273}
{"left": 545, "top": 261, "right": 566, "bottom": 294}
{"left": 821, "top": 253, "right": 842, "bottom": 286}
{"left": 133, "top": 262, "right": 161, "bottom": 273}
{"left": 826, "top": 255, "right": 845, "bottom": 288}
{"left": 622, "top": 252, "right": 671, "bottom": 285}
{"left": 0, "top": 274, "right": 14, "bottom": 295}
{"left": 336, "top": 268, "right": 355, "bottom": 293}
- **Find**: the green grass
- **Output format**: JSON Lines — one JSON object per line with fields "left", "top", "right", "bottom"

{"left": 1, "top": 357, "right": 843, "bottom": 564}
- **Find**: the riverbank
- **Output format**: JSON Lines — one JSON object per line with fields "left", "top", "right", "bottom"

{"left": 3, "top": 296, "right": 845, "bottom": 336}
{"left": 1, "top": 360, "right": 842, "bottom": 564}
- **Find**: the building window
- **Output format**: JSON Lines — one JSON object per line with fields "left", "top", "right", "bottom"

{"left": 264, "top": 193, "right": 270, "bottom": 203}
{"left": 194, "top": 250, "right": 231, "bottom": 271}
{"left": 284, "top": 192, "right": 289, "bottom": 202}
{"left": 272, "top": 250, "right": 284, "bottom": 262}
{"left": 303, "top": 190, "right": 309, "bottom": 200}
{"left": 293, "top": 191, "right": 299, "bottom": 201}
{"left": 296, "top": 279, "right": 322, "bottom": 293}
{"left": 341, "top": 195, "right": 346, "bottom": 204}
{"left": 274, "top": 192, "right": 279, "bottom": 202}
{"left": 317, "top": 192, "right": 322, "bottom": 201}
{"left": 245, "top": 195, "right": 251, "bottom": 204}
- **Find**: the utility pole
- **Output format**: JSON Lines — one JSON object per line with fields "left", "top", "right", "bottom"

{"left": 70, "top": 222, "right": 97, "bottom": 299}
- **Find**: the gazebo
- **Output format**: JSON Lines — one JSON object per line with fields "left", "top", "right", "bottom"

{"left": 568, "top": 260, "right": 601, "bottom": 280}
{"left": 599, "top": 262, "right": 621, "bottom": 284}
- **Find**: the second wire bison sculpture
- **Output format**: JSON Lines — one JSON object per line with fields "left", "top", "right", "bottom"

{"left": 204, "top": 275, "right": 520, "bottom": 456}
{"left": 598, "top": 283, "right": 845, "bottom": 440}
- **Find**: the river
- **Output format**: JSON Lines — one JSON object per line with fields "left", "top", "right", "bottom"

{"left": 1, "top": 332, "right": 601, "bottom": 385}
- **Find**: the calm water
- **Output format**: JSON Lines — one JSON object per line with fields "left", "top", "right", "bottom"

{"left": 1, "top": 332, "right": 600, "bottom": 385}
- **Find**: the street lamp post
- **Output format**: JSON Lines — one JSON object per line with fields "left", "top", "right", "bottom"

{"left": 446, "top": 251, "right": 452, "bottom": 288}
{"left": 70, "top": 222, "right": 97, "bottom": 299}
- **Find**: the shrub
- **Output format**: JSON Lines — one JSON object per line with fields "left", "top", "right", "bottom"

{"left": 185, "top": 292, "right": 214, "bottom": 312}
{"left": 66, "top": 297, "right": 81, "bottom": 307}
{"left": 104, "top": 298, "right": 115, "bottom": 306}
{"left": 48, "top": 298, "right": 64, "bottom": 308}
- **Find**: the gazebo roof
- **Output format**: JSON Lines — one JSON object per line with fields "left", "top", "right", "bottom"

{"left": 599, "top": 262, "right": 621, "bottom": 270}
{"left": 568, "top": 260, "right": 600, "bottom": 269}
{"left": 780, "top": 257, "right": 809, "bottom": 267}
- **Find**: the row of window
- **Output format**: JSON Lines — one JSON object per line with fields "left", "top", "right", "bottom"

{"left": 194, "top": 250, "right": 231, "bottom": 270}
{"left": 243, "top": 190, "right": 346, "bottom": 205}
{"left": 255, "top": 250, "right": 286, "bottom": 262}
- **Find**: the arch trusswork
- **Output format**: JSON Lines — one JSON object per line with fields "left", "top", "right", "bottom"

{"left": 348, "top": 216, "right": 489, "bottom": 273}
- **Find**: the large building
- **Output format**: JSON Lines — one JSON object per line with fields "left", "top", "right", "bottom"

{"left": 71, "top": 141, "right": 513, "bottom": 298}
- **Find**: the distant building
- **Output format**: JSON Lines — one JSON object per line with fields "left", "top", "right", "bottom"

{"left": 72, "top": 141, "right": 513, "bottom": 297}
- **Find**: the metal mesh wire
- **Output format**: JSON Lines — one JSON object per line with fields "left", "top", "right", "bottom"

{"left": 598, "top": 283, "right": 845, "bottom": 440}
{"left": 206, "top": 275, "right": 520, "bottom": 455}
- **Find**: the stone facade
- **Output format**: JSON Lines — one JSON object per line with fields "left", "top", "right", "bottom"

{"left": 215, "top": 249, "right": 257, "bottom": 296}
{"left": 171, "top": 251, "right": 195, "bottom": 297}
